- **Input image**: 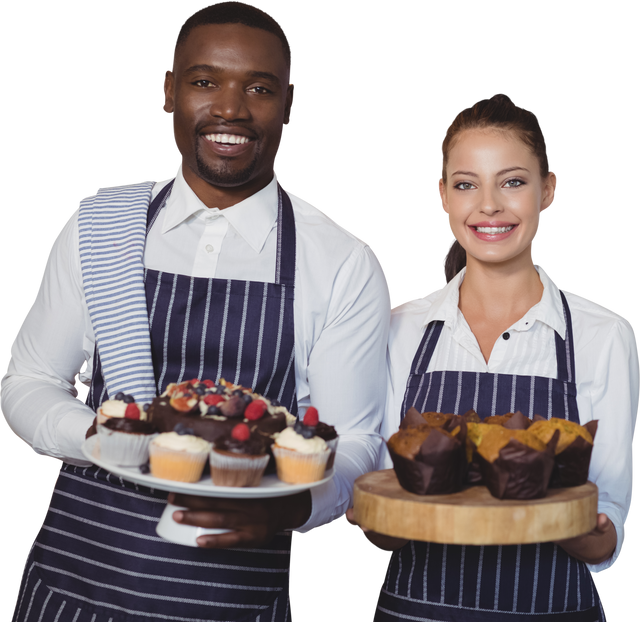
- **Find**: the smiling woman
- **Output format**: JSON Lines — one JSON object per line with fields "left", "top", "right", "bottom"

{"left": 360, "top": 95, "right": 639, "bottom": 622}
{"left": 437, "top": 91, "right": 558, "bottom": 283}
{"left": 443, "top": 128, "right": 554, "bottom": 269}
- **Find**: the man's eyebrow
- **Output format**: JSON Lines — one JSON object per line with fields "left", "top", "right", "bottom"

{"left": 183, "top": 64, "right": 281, "bottom": 85}
{"left": 451, "top": 167, "right": 529, "bottom": 177}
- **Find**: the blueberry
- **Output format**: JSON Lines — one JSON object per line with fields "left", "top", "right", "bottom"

{"left": 139, "top": 463, "right": 150, "bottom": 474}
{"left": 232, "top": 389, "right": 244, "bottom": 397}
{"left": 242, "top": 394, "right": 253, "bottom": 404}
{"left": 142, "top": 403, "right": 150, "bottom": 411}
{"left": 301, "top": 426, "right": 315, "bottom": 439}
{"left": 174, "top": 422, "right": 196, "bottom": 435}
{"left": 123, "top": 394, "right": 135, "bottom": 404}
{"left": 194, "top": 385, "right": 206, "bottom": 396}
{"left": 215, "top": 386, "right": 226, "bottom": 395}
{"left": 294, "top": 420, "right": 304, "bottom": 434}
{"left": 270, "top": 398, "right": 281, "bottom": 407}
{"left": 115, "top": 392, "right": 125, "bottom": 401}
{"left": 207, "top": 406, "right": 222, "bottom": 416}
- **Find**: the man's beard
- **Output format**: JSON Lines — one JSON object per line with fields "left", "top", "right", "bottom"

{"left": 195, "top": 141, "right": 259, "bottom": 187}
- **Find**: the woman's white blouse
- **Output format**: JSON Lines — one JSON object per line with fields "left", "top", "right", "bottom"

{"left": 381, "top": 267, "right": 638, "bottom": 572}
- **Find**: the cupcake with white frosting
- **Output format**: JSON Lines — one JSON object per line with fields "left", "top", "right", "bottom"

{"left": 149, "top": 431, "right": 211, "bottom": 482}
{"left": 272, "top": 408, "right": 330, "bottom": 483}
{"left": 97, "top": 394, "right": 156, "bottom": 466}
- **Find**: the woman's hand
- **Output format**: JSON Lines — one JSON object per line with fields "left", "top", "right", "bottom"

{"left": 554, "top": 513, "right": 616, "bottom": 565}
{"left": 345, "top": 507, "right": 408, "bottom": 551}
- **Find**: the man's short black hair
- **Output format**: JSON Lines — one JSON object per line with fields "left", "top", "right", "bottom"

{"left": 176, "top": 2, "right": 291, "bottom": 68}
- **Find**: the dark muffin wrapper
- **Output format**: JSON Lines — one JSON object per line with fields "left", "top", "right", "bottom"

{"left": 549, "top": 420, "right": 598, "bottom": 488}
{"left": 478, "top": 430, "right": 559, "bottom": 500}
{"left": 400, "top": 407, "right": 428, "bottom": 430}
{"left": 388, "top": 423, "right": 467, "bottom": 495}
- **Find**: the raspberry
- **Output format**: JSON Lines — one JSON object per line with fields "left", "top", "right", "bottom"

{"left": 303, "top": 406, "right": 319, "bottom": 426}
{"left": 124, "top": 403, "right": 140, "bottom": 420}
{"left": 204, "top": 394, "right": 225, "bottom": 406}
{"left": 244, "top": 400, "right": 267, "bottom": 420}
{"left": 231, "top": 423, "right": 250, "bottom": 442}
{"left": 203, "top": 379, "right": 215, "bottom": 388}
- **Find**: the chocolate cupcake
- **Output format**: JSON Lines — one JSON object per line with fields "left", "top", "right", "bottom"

{"left": 97, "top": 417, "right": 158, "bottom": 466}
{"left": 291, "top": 407, "right": 339, "bottom": 470}
{"left": 210, "top": 423, "right": 270, "bottom": 487}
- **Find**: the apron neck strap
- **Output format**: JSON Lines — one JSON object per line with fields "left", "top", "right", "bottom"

{"left": 555, "top": 290, "right": 576, "bottom": 383}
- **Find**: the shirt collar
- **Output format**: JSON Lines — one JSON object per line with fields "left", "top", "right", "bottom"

{"left": 421, "top": 266, "right": 567, "bottom": 337}
{"left": 160, "top": 167, "right": 279, "bottom": 254}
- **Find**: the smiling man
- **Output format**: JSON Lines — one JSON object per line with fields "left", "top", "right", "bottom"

{"left": 167, "top": 16, "right": 293, "bottom": 205}
{"left": 3, "top": 3, "right": 389, "bottom": 621}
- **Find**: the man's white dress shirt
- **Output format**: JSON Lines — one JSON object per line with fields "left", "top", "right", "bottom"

{"left": 2, "top": 169, "right": 390, "bottom": 531}
{"left": 380, "top": 267, "right": 638, "bottom": 571}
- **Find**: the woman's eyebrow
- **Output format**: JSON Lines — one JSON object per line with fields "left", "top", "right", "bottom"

{"left": 451, "top": 166, "right": 530, "bottom": 177}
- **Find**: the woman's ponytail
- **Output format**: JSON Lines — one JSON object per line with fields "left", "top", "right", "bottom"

{"left": 444, "top": 240, "right": 466, "bottom": 283}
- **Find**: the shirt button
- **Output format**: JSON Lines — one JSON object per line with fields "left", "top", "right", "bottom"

{"left": 205, "top": 244, "right": 214, "bottom": 253}
{"left": 502, "top": 332, "right": 510, "bottom": 340}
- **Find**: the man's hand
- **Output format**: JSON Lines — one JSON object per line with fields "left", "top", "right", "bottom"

{"left": 554, "top": 513, "right": 617, "bottom": 565}
{"left": 168, "top": 490, "right": 311, "bottom": 548}
{"left": 345, "top": 507, "right": 408, "bottom": 551}
{"left": 86, "top": 416, "right": 98, "bottom": 439}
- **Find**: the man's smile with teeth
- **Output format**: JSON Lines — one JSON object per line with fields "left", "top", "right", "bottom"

{"left": 205, "top": 133, "right": 252, "bottom": 145}
{"left": 473, "top": 225, "right": 515, "bottom": 234}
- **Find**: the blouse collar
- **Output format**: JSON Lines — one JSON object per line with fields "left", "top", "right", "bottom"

{"left": 422, "top": 266, "right": 567, "bottom": 338}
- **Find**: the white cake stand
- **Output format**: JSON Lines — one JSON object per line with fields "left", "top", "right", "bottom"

{"left": 82, "top": 435, "right": 334, "bottom": 546}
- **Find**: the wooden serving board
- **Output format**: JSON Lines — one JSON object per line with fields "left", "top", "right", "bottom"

{"left": 353, "top": 469, "right": 597, "bottom": 545}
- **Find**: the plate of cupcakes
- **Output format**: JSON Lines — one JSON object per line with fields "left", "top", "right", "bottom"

{"left": 82, "top": 378, "right": 337, "bottom": 499}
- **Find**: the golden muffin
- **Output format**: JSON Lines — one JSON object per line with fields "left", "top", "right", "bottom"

{"left": 475, "top": 426, "right": 546, "bottom": 463}
{"left": 483, "top": 412, "right": 515, "bottom": 426}
{"left": 528, "top": 418, "right": 593, "bottom": 455}
{"left": 387, "top": 424, "right": 456, "bottom": 460}
{"left": 421, "top": 412, "right": 455, "bottom": 428}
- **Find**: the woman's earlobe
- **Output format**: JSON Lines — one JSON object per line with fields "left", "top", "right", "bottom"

{"left": 436, "top": 177, "right": 448, "bottom": 216}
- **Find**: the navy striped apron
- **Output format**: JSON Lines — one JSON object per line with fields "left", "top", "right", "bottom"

{"left": 14, "top": 181, "right": 298, "bottom": 622}
{"left": 376, "top": 293, "right": 605, "bottom": 622}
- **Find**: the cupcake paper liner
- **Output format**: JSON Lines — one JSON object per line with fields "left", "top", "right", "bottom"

{"left": 148, "top": 442, "right": 209, "bottom": 482}
{"left": 97, "top": 425, "right": 157, "bottom": 467}
{"left": 209, "top": 450, "right": 269, "bottom": 487}
{"left": 324, "top": 437, "right": 339, "bottom": 471}
{"left": 272, "top": 445, "right": 329, "bottom": 484}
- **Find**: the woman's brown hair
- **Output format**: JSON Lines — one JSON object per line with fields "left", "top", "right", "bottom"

{"left": 442, "top": 94, "right": 549, "bottom": 282}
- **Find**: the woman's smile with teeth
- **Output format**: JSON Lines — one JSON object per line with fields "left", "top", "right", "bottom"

{"left": 474, "top": 225, "right": 515, "bottom": 234}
